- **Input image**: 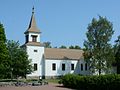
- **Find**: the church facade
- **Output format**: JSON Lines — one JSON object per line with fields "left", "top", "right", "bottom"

{"left": 23, "top": 8, "right": 116, "bottom": 79}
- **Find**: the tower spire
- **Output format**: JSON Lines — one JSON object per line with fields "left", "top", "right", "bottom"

{"left": 24, "top": 7, "right": 40, "bottom": 34}
{"left": 32, "top": 6, "right": 34, "bottom": 14}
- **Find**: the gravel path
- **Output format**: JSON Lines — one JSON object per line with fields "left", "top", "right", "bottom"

{"left": 0, "top": 83, "right": 74, "bottom": 90}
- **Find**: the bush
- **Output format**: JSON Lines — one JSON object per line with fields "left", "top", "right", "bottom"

{"left": 62, "top": 74, "right": 120, "bottom": 90}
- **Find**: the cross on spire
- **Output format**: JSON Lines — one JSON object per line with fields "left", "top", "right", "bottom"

{"left": 32, "top": 6, "right": 34, "bottom": 14}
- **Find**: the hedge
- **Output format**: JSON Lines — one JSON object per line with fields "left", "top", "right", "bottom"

{"left": 61, "top": 74, "right": 120, "bottom": 90}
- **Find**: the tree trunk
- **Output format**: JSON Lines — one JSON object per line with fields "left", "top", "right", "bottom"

{"left": 99, "top": 69, "right": 101, "bottom": 75}
{"left": 98, "top": 59, "right": 101, "bottom": 75}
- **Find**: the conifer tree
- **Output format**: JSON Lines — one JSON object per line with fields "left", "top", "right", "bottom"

{"left": 0, "top": 23, "right": 10, "bottom": 78}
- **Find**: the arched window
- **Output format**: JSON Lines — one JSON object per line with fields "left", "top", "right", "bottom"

{"left": 81, "top": 64, "right": 83, "bottom": 71}
{"left": 34, "top": 63, "right": 37, "bottom": 71}
{"left": 52, "top": 63, "right": 56, "bottom": 71}
{"left": 62, "top": 64, "right": 65, "bottom": 71}
{"left": 71, "top": 64, "right": 74, "bottom": 70}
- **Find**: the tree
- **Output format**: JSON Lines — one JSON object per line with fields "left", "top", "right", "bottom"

{"left": 59, "top": 45, "right": 67, "bottom": 49}
{"left": 69, "top": 45, "right": 74, "bottom": 49}
{"left": 0, "top": 23, "right": 10, "bottom": 78}
{"left": 114, "top": 35, "right": 120, "bottom": 74}
{"left": 69, "top": 45, "right": 81, "bottom": 49}
{"left": 74, "top": 45, "right": 81, "bottom": 49}
{"left": 7, "top": 40, "right": 32, "bottom": 78}
{"left": 43, "top": 41, "right": 52, "bottom": 48}
{"left": 83, "top": 16, "right": 114, "bottom": 75}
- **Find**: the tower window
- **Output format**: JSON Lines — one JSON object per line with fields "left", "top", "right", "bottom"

{"left": 34, "top": 50, "right": 38, "bottom": 52}
{"left": 62, "top": 64, "right": 65, "bottom": 71}
{"left": 34, "top": 63, "right": 37, "bottom": 71}
{"left": 81, "top": 64, "right": 83, "bottom": 71}
{"left": 52, "top": 63, "right": 56, "bottom": 71}
{"left": 71, "top": 64, "right": 74, "bottom": 70}
{"left": 32, "top": 35, "right": 37, "bottom": 42}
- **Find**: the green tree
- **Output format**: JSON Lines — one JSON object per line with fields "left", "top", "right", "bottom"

{"left": 7, "top": 40, "right": 32, "bottom": 78}
{"left": 69, "top": 45, "right": 81, "bottom": 49}
{"left": 83, "top": 16, "right": 114, "bottom": 75}
{"left": 59, "top": 45, "right": 67, "bottom": 49}
{"left": 74, "top": 45, "right": 81, "bottom": 49}
{"left": 114, "top": 35, "right": 120, "bottom": 74}
{"left": 69, "top": 45, "right": 74, "bottom": 49}
{"left": 0, "top": 23, "right": 10, "bottom": 78}
{"left": 43, "top": 41, "right": 52, "bottom": 48}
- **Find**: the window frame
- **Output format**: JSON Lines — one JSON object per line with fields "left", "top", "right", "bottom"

{"left": 62, "top": 63, "right": 65, "bottom": 71}
{"left": 85, "top": 63, "right": 87, "bottom": 71}
{"left": 81, "top": 64, "right": 83, "bottom": 71}
{"left": 71, "top": 64, "right": 74, "bottom": 70}
{"left": 34, "top": 50, "right": 38, "bottom": 52}
{"left": 52, "top": 63, "right": 56, "bottom": 71}
{"left": 34, "top": 63, "right": 37, "bottom": 71}
{"left": 32, "top": 35, "right": 37, "bottom": 42}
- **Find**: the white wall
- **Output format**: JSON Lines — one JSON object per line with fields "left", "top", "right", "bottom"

{"left": 45, "top": 59, "right": 79, "bottom": 77}
{"left": 26, "top": 45, "right": 44, "bottom": 77}
{"left": 79, "top": 59, "right": 90, "bottom": 75}
{"left": 45, "top": 59, "right": 90, "bottom": 77}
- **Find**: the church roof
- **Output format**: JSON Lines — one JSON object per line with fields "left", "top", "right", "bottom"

{"left": 25, "top": 42, "right": 43, "bottom": 46}
{"left": 24, "top": 7, "right": 40, "bottom": 34}
{"left": 45, "top": 48, "right": 83, "bottom": 60}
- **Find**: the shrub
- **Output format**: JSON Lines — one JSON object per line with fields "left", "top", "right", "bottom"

{"left": 62, "top": 74, "right": 120, "bottom": 90}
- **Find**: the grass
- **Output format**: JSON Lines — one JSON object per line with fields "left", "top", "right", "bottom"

{"left": 0, "top": 78, "right": 61, "bottom": 84}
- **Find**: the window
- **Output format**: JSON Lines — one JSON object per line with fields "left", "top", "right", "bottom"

{"left": 85, "top": 63, "right": 87, "bottom": 71}
{"left": 34, "top": 63, "right": 37, "bottom": 71}
{"left": 81, "top": 64, "right": 83, "bottom": 71}
{"left": 34, "top": 50, "right": 38, "bottom": 52}
{"left": 71, "top": 64, "right": 74, "bottom": 70}
{"left": 32, "top": 35, "right": 37, "bottom": 42}
{"left": 52, "top": 63, "right": 56, "bottom": 71}
{"left": 62, "top": 64, "right": 65, "bottom": 71}
{"left": 25, "top": 35, "right": 29, "bottom": 43}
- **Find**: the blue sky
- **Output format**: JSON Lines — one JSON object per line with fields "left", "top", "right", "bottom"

{"left": 0, "top": 0, "right": 120, "bottom": 48}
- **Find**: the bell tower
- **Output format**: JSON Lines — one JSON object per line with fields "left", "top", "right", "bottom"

{"left": 24, "top": 7, "right": 41, "bottom": 45}
{"left": 24, "top": 7, "right": 44, "bottom": 79}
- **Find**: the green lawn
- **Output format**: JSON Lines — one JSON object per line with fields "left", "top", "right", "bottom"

{"left": 0, "top": 78, "right": 61, "bottom": 84}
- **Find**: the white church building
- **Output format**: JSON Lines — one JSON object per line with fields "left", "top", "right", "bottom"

{"left": 23, "top": 8, "right": 116, "bottom": 79}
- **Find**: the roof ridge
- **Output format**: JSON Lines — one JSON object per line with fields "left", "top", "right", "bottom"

{"left": 45, "top": 48, "right": 83, "bottom": 51}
